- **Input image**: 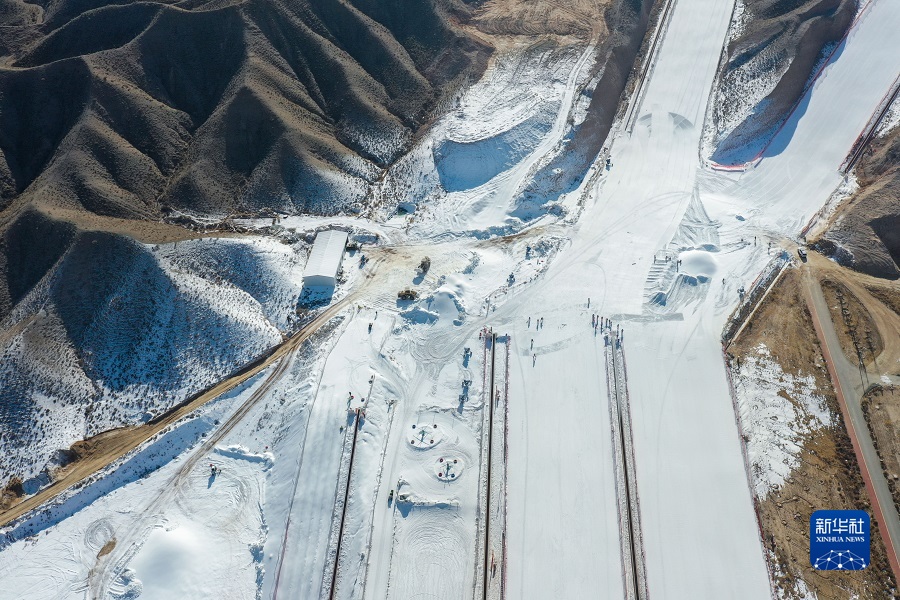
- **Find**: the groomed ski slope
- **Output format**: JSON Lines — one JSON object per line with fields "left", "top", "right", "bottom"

{"left": 504, "top": 0, "right": 900, "bottom": 596}
{"left": 505, "top": 309, "right": 622, "bottom": 598}
{"left": 701, "top": 0, "right": 900, "bottom": 233}
{"left": 1, "top": 0, "right": 899, "bottom": 598}
{"left": 501, "top": 0, "right": 771, "bottom": 594}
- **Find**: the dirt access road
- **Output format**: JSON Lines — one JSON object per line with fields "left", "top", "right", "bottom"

{"left": 801, "top": 258, "right": 900, "bottom": 580}
{"left": 0, "top": 258, "right": 382, "bottom": 529}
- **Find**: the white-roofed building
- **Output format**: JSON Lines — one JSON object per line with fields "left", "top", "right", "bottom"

{"left": 302, "top": 229, "right": 348, "bottom": 287}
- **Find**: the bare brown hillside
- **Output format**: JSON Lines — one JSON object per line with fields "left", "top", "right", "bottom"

{"left": 0, "top": 0, "right": 490, "bottom": 224}
{"left": 814, "top": 122, "right": 900, "bottom": 280}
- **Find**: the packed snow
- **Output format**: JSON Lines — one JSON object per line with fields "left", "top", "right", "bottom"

{"left": 2, "top": 0, "right": 900, "bottom": 598}
{"left": 374, "top": 41, "right": 597, "bottom": 237}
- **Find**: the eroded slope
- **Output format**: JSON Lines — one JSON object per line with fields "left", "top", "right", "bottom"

{"left": 0, "top": 0, "right": 490, "bottom": 222}
{"left": 815, "top": 118, "right": 900, "bottom": 279}
{"left": 708, "top": 0, "right": 857, "bottom": 164}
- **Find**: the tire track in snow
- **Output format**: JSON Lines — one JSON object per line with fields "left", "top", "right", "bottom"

{"left": 89, "top": 346, "right": 296, "bottom": 598}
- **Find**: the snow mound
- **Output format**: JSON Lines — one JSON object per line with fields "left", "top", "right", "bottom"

{"left": 401, "top": 284, "right": 467, "bottom": 326}
{"left": 400, "top": 305, "right": 441, "bottom": 325}
{"left": 409, "top": 422, "right": 444, "bottom": 449}
{"left": 679, "top": 250, "right": 719, "bottom": 277}
{"left": 213, "top": 445, "right": 275, "bottom": 470}
{"left": 108, "top": 568, "right": 143, "bottom": 599}
{"left": 433, "top": 455, "right": 465, "bottom": 482}
{"left": 648, "top": 273, "right": 708, "bottom": 308}
{"left": 129, "top": 524, "right": 210, "bottom": 600}
{"left": 434, "top": 111, "right": 553, "bottom": 192}
{"left": 428, "top": 289, "right": 465, "bottom": 321}
{"left": 394, "top": 484, "right": 459, "bottom": 509}
{"left": 645, "top": 194, "right": 721, "bottom": 312}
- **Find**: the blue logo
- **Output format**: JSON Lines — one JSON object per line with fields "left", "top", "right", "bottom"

{"left": 810, "top": 510, "right": 870, "bottom": 570}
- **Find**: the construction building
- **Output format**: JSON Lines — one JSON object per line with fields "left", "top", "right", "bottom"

{"left": 303, "top": 229, "right": 348, "bottom": 287}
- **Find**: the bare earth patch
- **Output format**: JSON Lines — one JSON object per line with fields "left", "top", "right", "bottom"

{"left": 97, "top": 538, "right": 116, "bottom": 558}
{"left": 820, "top": 278, "right": 883, "bottom": 367}
{"left": 473, "top": 0, "right": 610, "bottom": 39}
{"left": 730, "top": 268, "right": 897, "bottom": 599}
{"left": 862, "top": 386, "right": 900, "bottom": 516}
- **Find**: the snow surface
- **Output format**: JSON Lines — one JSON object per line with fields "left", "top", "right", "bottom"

{"left": 2, "top": 0, "right": 900, "bottom": 598}
{"left": 374, "top": 41, "right": 597, "bottom": 238}
{"left": 699, "top": 0, "right": 900, "bottom": 233}
{"left": 0, "top": 235, "right": 305, "bottom": 485}
{"left": 0, "top": 367, "right": 272, "bottom": 599}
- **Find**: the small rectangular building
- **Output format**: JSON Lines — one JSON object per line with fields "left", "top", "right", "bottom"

{"left": 303, "top": 229, "right": 348, "bottom": 287}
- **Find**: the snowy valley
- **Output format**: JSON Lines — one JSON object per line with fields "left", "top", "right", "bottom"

{"left": 2, "top": 0, "right": 900, "bottom": 599}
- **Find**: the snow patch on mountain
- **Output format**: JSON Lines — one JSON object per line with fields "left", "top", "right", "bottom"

{"left": 0, "top": 235, "right": 305, "bottom": 485}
